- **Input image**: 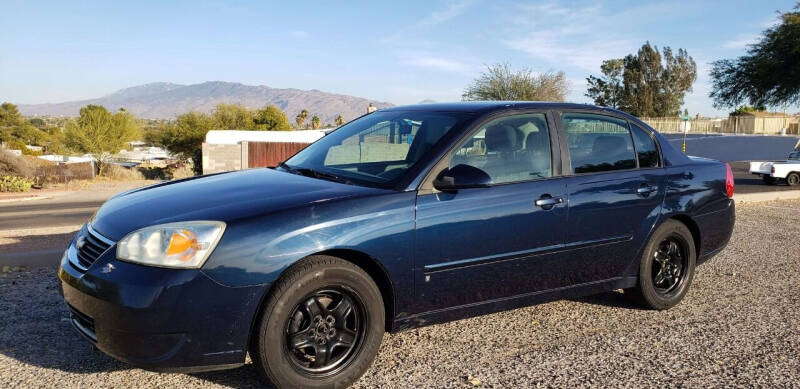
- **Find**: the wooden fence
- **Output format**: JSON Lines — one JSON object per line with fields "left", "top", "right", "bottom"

{"left": 641, "top": 116, "right": 799, "bottom": 135}
{"left": 247, "top": 142, "right": 309, "bottom": 168}
{"left": 33, "top": 161, "right": 95, "bottom": 184}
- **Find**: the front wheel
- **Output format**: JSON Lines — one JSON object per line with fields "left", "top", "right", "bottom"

{"left": 250, "top": 256, "right": 385, "bottom": 389}
{"left": 626, "top": 220, "right": 696, "bottom": 310}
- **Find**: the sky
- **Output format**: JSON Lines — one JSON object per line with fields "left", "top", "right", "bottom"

{"left": 0, "top": 0, "right": 796, "bottom": 116}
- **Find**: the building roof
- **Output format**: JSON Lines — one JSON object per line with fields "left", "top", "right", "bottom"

{"left": 205, "top": 130, "right": 326, "bottom": 145}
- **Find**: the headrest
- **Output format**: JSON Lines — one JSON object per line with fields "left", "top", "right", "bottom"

{"left": 485, "top": 124, "right": 517, "bottom": 152}
{"left": 525, "top": 131, "right": 547, "bottom": 151}
{"left": 592, "top": 135, "right": 626, "bottom": 155}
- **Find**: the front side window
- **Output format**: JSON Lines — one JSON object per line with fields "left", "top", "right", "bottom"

{"left": 286, "top": 111, "right": 472, "bottom": 188}
{"left": 563, "top": 113, "right": 636, "bottom": 174}
{"left": 630, "top": 124, "right": 660, "bottom": 168}
{"left": 449, "top": 113, "right": 552, "bottom": 184}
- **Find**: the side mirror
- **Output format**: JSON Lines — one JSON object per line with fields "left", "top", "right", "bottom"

{"left": 433, "top": 164, "right": 492, "bottom": 192}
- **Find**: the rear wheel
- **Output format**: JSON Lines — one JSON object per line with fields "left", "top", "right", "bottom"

{"left": 250, "top": 256, "right": 384, "bottom": 389}
{"left": 762, "top": 175, "right": 776, "bottom": 185}
{"left": 786, "top": 172, "right": 800, "bottom": 186}
{"left": 626, "top": 220, "right": 696, "bottom": 310}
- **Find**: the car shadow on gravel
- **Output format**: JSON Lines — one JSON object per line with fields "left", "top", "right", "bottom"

{"left": 0, "top": 267, "right": 271, "bottom": 386}
{"left": 0, "top": 268, "right": 131, "bottom": 374}
{"left": 190, "top": 364, "right": 271, "bottom": 388}
{"left": 570, "top": 290, "right": 645, "bottom": 310}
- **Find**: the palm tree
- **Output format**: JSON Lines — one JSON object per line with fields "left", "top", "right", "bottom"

{"left": 295, "top": 113, "right": 305, "bottom": 128}
{"left": 311, "top": 115, "right": 321, "bottom": 129}
{"left": 335, "top": 115, "right": 344, "bottom": 126}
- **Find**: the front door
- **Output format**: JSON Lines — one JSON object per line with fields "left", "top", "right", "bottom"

{"left": 414, "top": 112, "right": 568, "bottom": 313}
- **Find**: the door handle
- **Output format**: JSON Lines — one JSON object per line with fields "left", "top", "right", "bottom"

{"left": 535, "top": 195, "right": 563, "bottom": 209}
{"left": 637, "top": 184, "right": 657, "bottom": 197}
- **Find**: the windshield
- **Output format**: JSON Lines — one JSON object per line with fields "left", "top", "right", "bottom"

{"left": 284, "top": 111, "right": 473, "bottom": 188}
{"left": 789, "top": 152, "right": 799, "bottom": 160}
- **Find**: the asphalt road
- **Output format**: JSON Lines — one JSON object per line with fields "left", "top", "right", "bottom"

{"left": 1, "top": 200, "right": 798, "bottom": 388}
{"left": 0, "top": 187, "right": 128, "bottom": 231}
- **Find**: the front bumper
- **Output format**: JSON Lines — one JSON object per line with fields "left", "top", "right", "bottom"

{"left": 58, "top": 227, "right": 268, "bottom": 372}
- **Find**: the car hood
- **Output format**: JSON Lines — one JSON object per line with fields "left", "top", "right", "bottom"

{"left": 91, "top": 168, "right": 385, "bottom": 241}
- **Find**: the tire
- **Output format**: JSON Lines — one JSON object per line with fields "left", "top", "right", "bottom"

{"left": 786, "top": 172, "right": 800, "bottom": 186}
{"left": 250, "top": 255, "right": 385, "bottom": 389}
{"left": 762, "top": 176, "right": 776, "bottom": 185}
{"left": 626, "top": 219, "right": 696, "bottom": 310}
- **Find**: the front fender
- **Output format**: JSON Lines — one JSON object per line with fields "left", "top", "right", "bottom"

{"left": 200, "top": 190, "right": 416, "bottom": 307}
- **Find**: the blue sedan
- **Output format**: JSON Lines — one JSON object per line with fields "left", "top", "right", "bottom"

{"left": 59, "top": 102, "right": 735, "bottom": 388}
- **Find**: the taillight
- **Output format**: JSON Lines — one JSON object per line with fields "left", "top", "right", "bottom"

{"left": 771, "top": 166, "right": 775, "bottom": 174}
{"left": 725, "top": 162, "right": 735, "bottom": 198}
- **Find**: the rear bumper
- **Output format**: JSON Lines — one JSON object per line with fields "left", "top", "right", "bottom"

{"left": 696, "top": 199, "right": 735, "bottom": 265}
{"left": 58, "top": 237, "right": 268, "bottom": 372}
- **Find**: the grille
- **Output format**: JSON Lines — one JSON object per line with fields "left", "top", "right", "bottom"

{"left": 73, "top": 225, "right": 114, "bottom": 271}
{"left": 67, "top": 303, "right": 97, "bottom": 341}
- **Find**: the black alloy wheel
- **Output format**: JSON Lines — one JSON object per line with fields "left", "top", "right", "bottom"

{"left": 250, "top": 255, "right": 385, "bottom": 389}
{"left": 651, "top": 238, "right": 687, "bottom": 294}
{"left": 284, "top": 288, "right": 365, "bottom": 376}
{"left": 626, "top": 219, "right": 696, "bottom": 310}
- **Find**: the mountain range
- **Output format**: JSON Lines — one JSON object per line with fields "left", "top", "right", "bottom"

{"left": 18, "top": 81, "right": 394, "bottom": 123}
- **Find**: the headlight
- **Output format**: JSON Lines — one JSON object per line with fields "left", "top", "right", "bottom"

{"left": 116, "top": 221, "right": 226, "bottom": 268}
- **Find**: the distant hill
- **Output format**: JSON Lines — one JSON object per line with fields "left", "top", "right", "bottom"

{"left": 18, "top": 81, "right": 393, "bottom": 123}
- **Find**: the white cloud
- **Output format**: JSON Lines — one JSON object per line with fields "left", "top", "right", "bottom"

{"left": 382, "top": 0, "right": 476, "bottom": 43}
{"left": 722, "top": 34, "right": 759, "bottom": 49}
{"left": 401, "top": 55, "right": 477, "bottom": 75}
{"left": 419, "top": 0, "right": 476, "bottom": 26}
{"left": 502, "top": 2, "right": 635, "bottom": 71}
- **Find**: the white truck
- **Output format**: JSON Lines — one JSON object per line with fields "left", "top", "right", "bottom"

{"left": 749, "top": 151, "right": 800, "bottom": 186}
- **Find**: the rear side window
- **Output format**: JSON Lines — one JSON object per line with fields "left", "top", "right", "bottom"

{"left": 562, "top": 113, "right": 636, "bottom": 174}
{"left": 630, "top": 124, "right": 660, "bottom": 168}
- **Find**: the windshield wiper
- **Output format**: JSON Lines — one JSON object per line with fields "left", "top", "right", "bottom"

{"left": 295, "top": 168, "right": 352, "bottom": 185}
{"left": 277, "top": 161, "right": 294, "bottom": 172}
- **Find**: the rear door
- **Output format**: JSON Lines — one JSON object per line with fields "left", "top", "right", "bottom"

{"left": 414, "top": 111, "right": 569, "bottom": 312}
{"left": 558, "top": 112, "right": 666, "bottom": 283}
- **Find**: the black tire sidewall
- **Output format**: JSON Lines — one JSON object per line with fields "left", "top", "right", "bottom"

{"left": 787, "top": 173, "right": 800, "bottom": 186}
{"left": 255, "top": 257, "right": 384, "bottom": 389}
{"left": 637, "top": 220, "right": 696, "bottom": 310}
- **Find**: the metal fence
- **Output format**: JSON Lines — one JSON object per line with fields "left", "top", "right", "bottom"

{"left": 640, "top": 116, "right": 799, "bottom": 135}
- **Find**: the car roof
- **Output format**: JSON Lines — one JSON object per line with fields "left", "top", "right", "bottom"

{"left": 380, "top": 101, "right": 627, "bottom": 115}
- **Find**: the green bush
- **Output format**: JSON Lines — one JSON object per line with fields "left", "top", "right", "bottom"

{"left": 0, "top": 176, "right": 34, "bottom": 192}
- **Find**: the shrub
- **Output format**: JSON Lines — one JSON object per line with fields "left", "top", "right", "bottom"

{"left": 0, "top": 176, "right": 33, "bottom": 192}
{"left": 0, "top": 148, "right": 34, "bottom": 177}
{"left": 101, "top": 164, "right": 145, "bottom": 180}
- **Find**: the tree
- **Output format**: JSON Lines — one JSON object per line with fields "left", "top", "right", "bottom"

{"left": 311, "top": 115, "right": 321, "bottom": 129}
{"left": 335, "top": 115, "right": 344, "bottom": 126}
{"left": 462, "top": 63, "right": 569, "bottom": 102}
{"left": 155, "top": 111, "right": 215, "bottom": 174}
{"left": 64, "top": 105, "right": 141, "bottom": 174}
{"left": 253, "top": 105, "right": 292, "bottom": 131}
{"left": 710, "top": 4, "right": 800, "bottom": 108}
{"left": 585, "top": 59, "right": 624, "bottom": 108}
{"left": 295, "top": 109, "right": 309, "bottom": 128}
{"left": 211, "top": 103, "right": 253, "bottom": 129}
{"left": 586, "top": 42, "right": 696, "bottom": 117}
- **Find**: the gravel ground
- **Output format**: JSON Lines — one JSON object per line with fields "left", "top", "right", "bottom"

{"left": 1, "top": 200, "right": 799, "bottom": 388}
